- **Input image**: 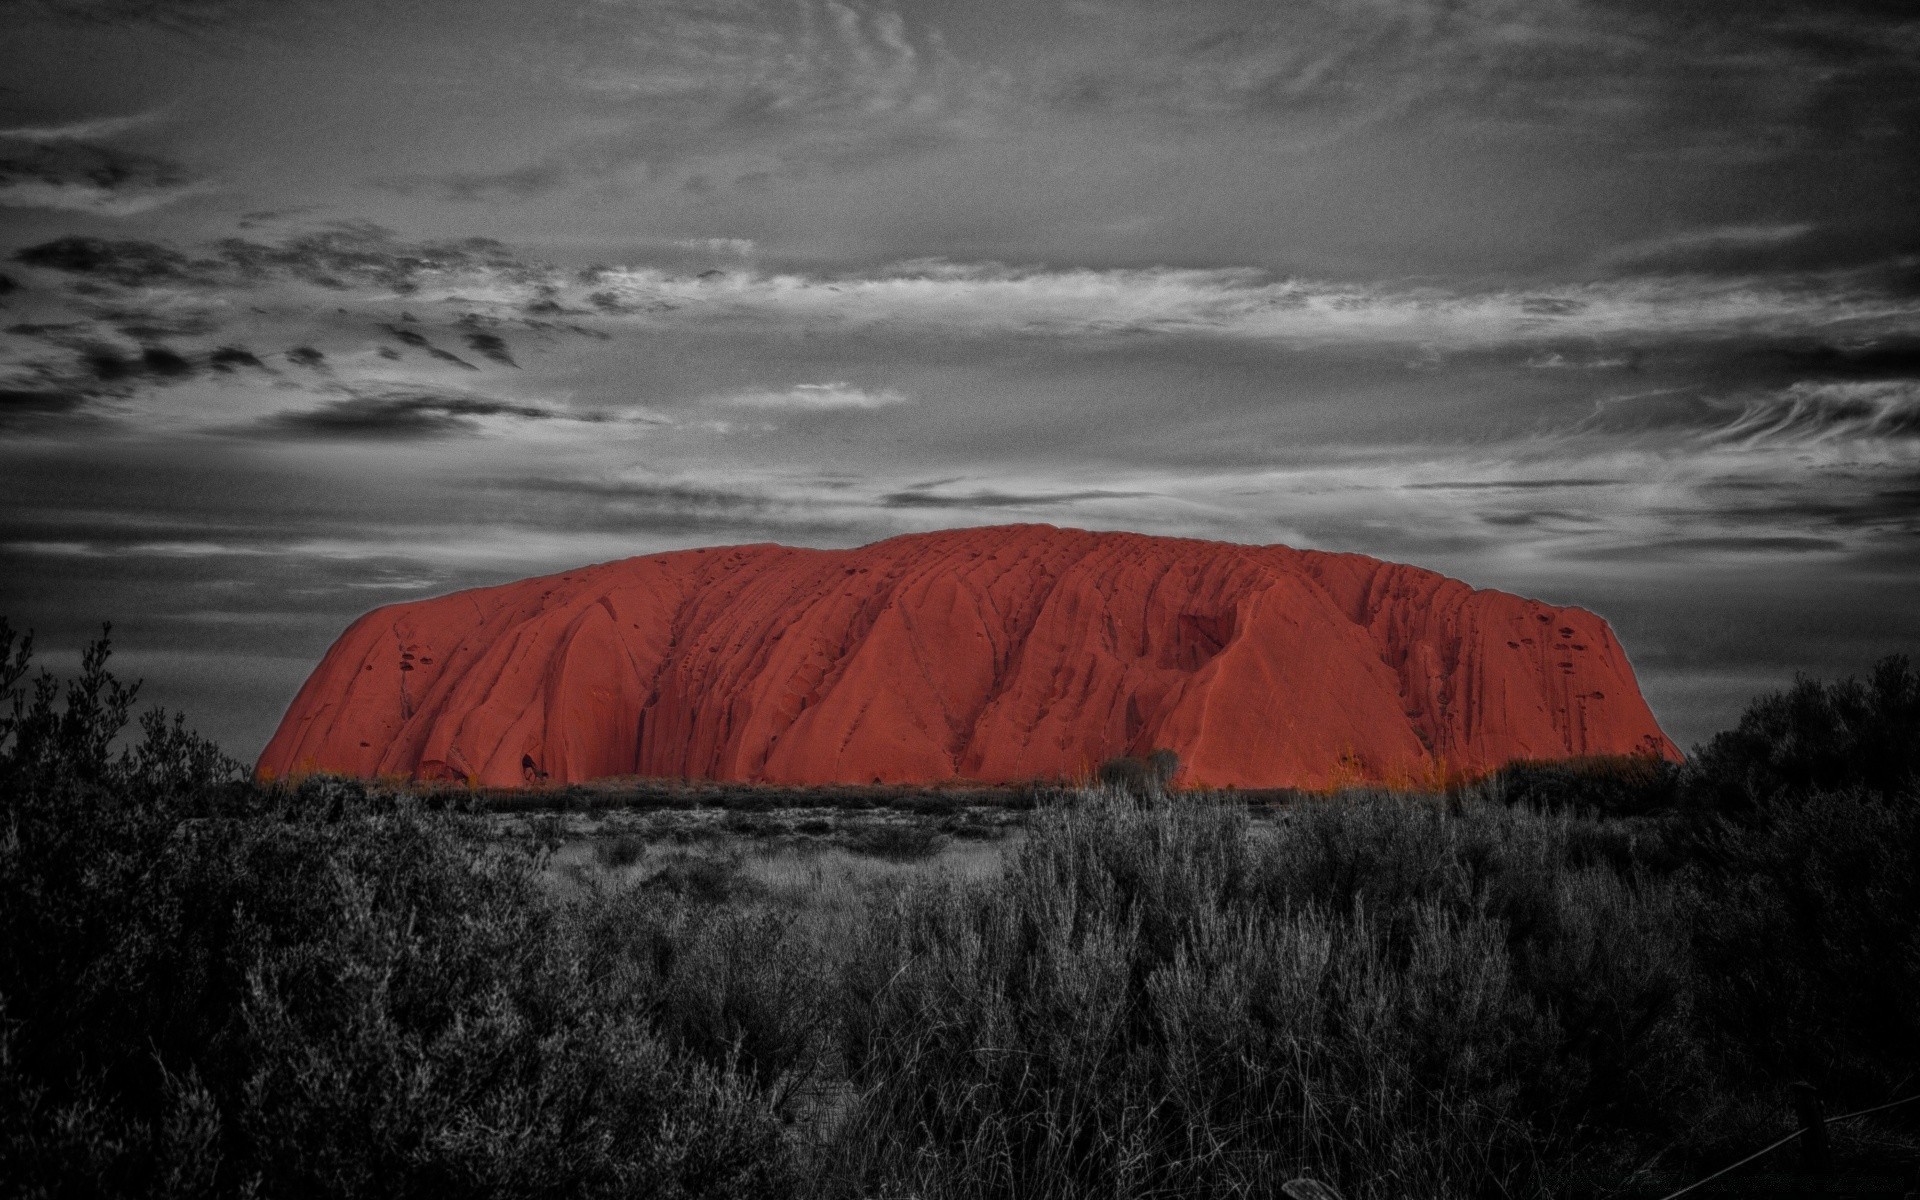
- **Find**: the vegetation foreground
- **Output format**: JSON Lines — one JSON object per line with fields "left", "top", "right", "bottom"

{"left": 3, "top": 622, "right": 1918, "bottom": 1199}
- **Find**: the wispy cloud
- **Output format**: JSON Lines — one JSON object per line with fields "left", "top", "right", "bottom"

{"left": 1699, "top": 382, "right": 1920, "bottom": 450}
{"left": 0, "top": 109, "right": 168, "bottom": 142}
{"left": 17, "top": 227, "right": 1918, "bottom": 353}
{"left": 1054, "top": 0, "right": 1920, "bottom": 158}
{"left": 714, "top": 381, "right": 909, "bottom": 410}
{"left": 241, "top": 386, "right": 624, "bottom": 440}
{"left": 387, "top": 0, "right": 1011, "bottom": 199}
{"left": 881, "top": 486, "right": 1156, "bottom": 509}
{"left": 1597, "top": 222, "right": 1821, "bottom": 273}
{"left": 0, "top": 108, "right": 198, "bottom": 215}
{"left": 574, "top": 261, "right": 1920, "bottom": 348}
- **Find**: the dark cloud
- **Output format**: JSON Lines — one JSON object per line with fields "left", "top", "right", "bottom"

{"left": 246, "top": 387, "right": 602, "bottom": 439}
{"left": 0, "top": 0, "right": 305, "bottom": 39}
{"left": 463, "top": 331, "right": 517, "bottom": 367}
{"left": 234, "top": 205, "right": 321, "bottom": 229}
{"left": 285, "top": 346, "right": 325, "bottom": 370}
{"left": 1770, "top": 339, "right": 1920, "bottom": 381}
{"left": 106, "top": 312, "right": 223, "bottom": 340}
{"left": 140, "top": 345, "right": 192, "bottom": 376}
{"left": 1575, "top": 534, "right": 1850, "bottom": 562}
{"left": 207, "top": 344, "right": 265, "bottom": 372}
{"left": 1692, "top": 484, "right": 1920, "bottom": 535}
{"left": 12, "top": 237, "right": 204, "bottom": 287}
{"left": 14, "top": 226, "right": 538, "bottom": 297}
{"left": 509, "top": 476, "right": 765, "bottom": 511}
{"left": 1475, "top": 510, "right": 1600, "bottom": 528}
{"left": 381, "top": 324, "right": 477, "bottom": 370}
{"left": 0, "top": 386, "right": 88, "bottom": 428}
{"left": 62, "top": 340, "right": 205, "bottom": 385}
{"left": 0, "top": 136, "right": 192, "bottom": 215}
{"left": 422, "top": 159, "right": 571, "bottom": 203}
{"left": 217, "top": 223, "right": 529, "bottom": 293}
{"left": 881, "top": 488, "right": 1158, "bottom": 509}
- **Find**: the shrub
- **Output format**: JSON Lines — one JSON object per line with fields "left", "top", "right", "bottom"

{"left": 1482, "top": 755, "right": 1683, "bottom": 818}
{"left": 641, "top": 851, "right": 753, "bottom": 903}
{"left": 825, "top": 793, "right": 1703, "bottom": 1200}
{"left": 1686, "top": 786, "right": 1920, "bottom": 1095}
{"left": 0, "top": 623, "right": 799, "bottom": 1198}
{"left": 1686, "top": 653, "right": 1920, "bottom": 808}
{"left": 846, "top": 822, "right": 948, "bottom": 861}
{"left": 596, "top": 831, "right": 647, "bottom": 867}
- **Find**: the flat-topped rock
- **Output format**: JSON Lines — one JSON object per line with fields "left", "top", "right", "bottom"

{"left": 258, "top": 525, "right": 1679, "bottom": 789}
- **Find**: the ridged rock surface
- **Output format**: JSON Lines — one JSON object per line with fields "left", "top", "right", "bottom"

{"left": 258, "top": 525, "right": 1679, "bottom": 789}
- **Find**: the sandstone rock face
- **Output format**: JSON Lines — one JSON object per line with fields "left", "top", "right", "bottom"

{"left": 258, "top": 525, "right": 1679, "bottom": 789}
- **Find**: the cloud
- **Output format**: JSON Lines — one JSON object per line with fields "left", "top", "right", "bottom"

{"left": 0, "top": 110, "right": 168, "bottom": 142}
{"left": 8, "top": 225, "right": 534, "bottom": 293}
{"left": 1403, "top": 479, "right": 1627, "bottom": 491}
{"left": 1701, "top": 382, "right": 1920, "bottom": 448}
{"left": 572, "top": 260, "right": 1920, "bottom": 348}
{"left": 0, "top": 114, "right": 198, "bottom": 215}
{"left": 381, "top": 324, "right": 477, "bottom": 369}
{"left": 12, "top": 237, "right": 207, "bottom": 286}
{"left": 462, "top": 332, "right": 518, "bottom": 367}
{"left": 1597, "top": 223, "right": 1822, "bottom": 274}
{"left": 0, "top": 387, "right": 91, "bottom": 429}
{"left": 671, "top": 237, "right": 756, "bottom": 257}
{"left": 1578, "top": 381, "right": 1920, "bottom": 449}
{"left": 0, "top": 168, "right": 198, "bottom": 216}
{"left": 881, "top": 487, "right": 1157, "bottom": 509}
{"left": 244, "top": 387, "right": 613, "bottom": 439}
{"left": 385, "top": 0, "right": 1011, "bottom": 199}
{"left": 1770, "top": 339, "right": 1920, "bottom": 381}
{"left": 16, "top": 228, "right": 1919, "bottom": 355}
{"left": 714, "top": 381, "right": 909, "bottom": 409}
{"left": 1571, "top": 534, "right": 1849, "bottom": 562}
{"left": 215, "top": 223, "right": 532, "bottom": 292}
{"left": 510, "top": 476, "right": 763, "bottom": 510}
{"left": 1, "top": 0, "right": 264, "bottom": 31}
{"left": 1053, "top": 0, "right": 1920, "bottom": 159}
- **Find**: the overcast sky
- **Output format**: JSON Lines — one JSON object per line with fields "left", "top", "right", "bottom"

{"left": 2, "top": 0, "right": 1917, "bottom": 758}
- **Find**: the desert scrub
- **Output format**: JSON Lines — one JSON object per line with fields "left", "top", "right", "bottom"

{"left": 6, "top": 624, "right": 1918, "bottom": 1200}
{"left": 1685, "top": 786, "right": 1920, "bottom": 1096}
{"left": 0, "top": 624, "right": 799, "bottom": 1199}
{"left": 823, "top": 790, "right": 1711, "bottom": 1200}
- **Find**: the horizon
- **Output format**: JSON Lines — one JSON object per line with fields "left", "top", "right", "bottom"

{"left": 3, "top": 0, "right": 1917, "bottom": 760}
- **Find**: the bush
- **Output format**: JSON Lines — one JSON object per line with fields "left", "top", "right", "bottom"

{"left": 0, "top": 623, "right": 799, "bottom": 1198}
{"left": 1095, "top": 749, "right": 1179, "bottom": 799}
{"left": 826, "top": 793, "right": 1701, "bottom": 1200}
{"left": 595, "top": 830, "right": 647, "bottom": 867}
{"left": 1687, "top": 787, "right": 1920, "bottom": 1095}
{"left": 1482, "top": 755, "right": 1683, "bottom": 818}
{"left": 846, "top": 822, "right": 948, "bottom": 861}
{"left": 1686, "top": 653, "right": 1919, "bottom": 809}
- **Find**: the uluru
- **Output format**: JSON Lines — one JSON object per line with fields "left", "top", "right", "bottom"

{"left": 257, "top": 525, "right": 1679, "bottom": 790}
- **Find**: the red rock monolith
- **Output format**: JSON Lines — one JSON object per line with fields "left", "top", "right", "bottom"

{"left": 257, "top": 525, "right": 1678, "bottom": 789}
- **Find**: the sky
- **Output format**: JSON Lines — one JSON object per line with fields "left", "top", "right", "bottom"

{"left": 2, "top": 0, "right": 1917, "bottom": 759}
